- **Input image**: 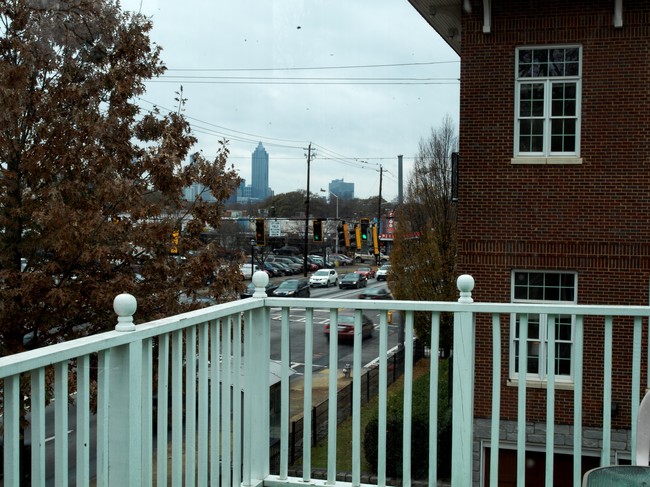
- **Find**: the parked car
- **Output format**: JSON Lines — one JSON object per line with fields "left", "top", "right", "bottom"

{"left": 267, "top": 256, "right": 301, "bottom": 274}
{"left": 309, "top": 268, "right": 339, "bottom": 288}
{"left": 330, "top": 253, "right": 354, "bottom": 265}
{"left": 339, "top": 272, "right": 367, "bottom": 289}
{"left": 272, "top": 278, "right": 311, "bottom": 297}
{"left": 265, "top": 261, "right": 289, "bottom": 276}
{"left": 240, "top": 281, "right": 279, "bottom": 299}
{"left": 178, "top": 293, "right": 218, "bottom": 307}
{"left": 239, "top": 263, "right": 261, "bottom": 279}
{"left": 323, "top": 311, "right": 374, "bottom": 341}
{"left": 376, "top": 264, "right": 391, "bottom": 281}
{"left": 355, "top": 266, "right": 376, "bottom": 279}
{"left": 358, "top": 288, "right": 393, "bottom": 300}
{"left": 274, "top": 245, "right": 301, "bottom": 256}
{"left": 285, "top": 255, "right": 318, "bottom": 272}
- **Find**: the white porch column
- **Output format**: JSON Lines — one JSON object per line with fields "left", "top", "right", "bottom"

{"left": 246, "top": 272, "right": 271, "bottom": 485}
{"left": 451, "top": 274, "right": 476, "bottom": 486}
{"left": 107, "top": 293, "right": 142, "bottom": 486}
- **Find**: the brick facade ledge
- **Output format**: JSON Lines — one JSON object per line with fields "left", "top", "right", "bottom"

{"left": 511, "top": 157, "right": 583, "bottom": 165}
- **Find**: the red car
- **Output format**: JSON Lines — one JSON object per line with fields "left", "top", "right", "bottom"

{"left": 355, "top": 266, "right": 376, "bottom": 279}
{"left": 324, "top": 312, "right": 374, "bottom": 341}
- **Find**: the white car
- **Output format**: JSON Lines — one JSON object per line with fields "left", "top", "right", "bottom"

{"left": 376, "top": 264, "right": 391, "bottom": 281}
{"left": 309, "top": 268, "right": 339, "bottom": 288}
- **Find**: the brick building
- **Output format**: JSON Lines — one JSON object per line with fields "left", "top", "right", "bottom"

{"left": 409, "top": 0, "right": 650, "bottom": 484}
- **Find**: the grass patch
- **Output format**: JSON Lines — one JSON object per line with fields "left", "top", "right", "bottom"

{"left": 299, "top": 358, "right": 437, "bottom": 474}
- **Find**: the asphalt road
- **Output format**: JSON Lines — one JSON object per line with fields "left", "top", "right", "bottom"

{"left": 268, "top": 278, "right": 400, "bottom": 372}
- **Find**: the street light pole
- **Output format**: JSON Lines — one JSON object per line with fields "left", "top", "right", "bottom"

{"left": 321, "top": 189, "right": 339, "bottom": 254}
{"left": 250, "top": 238, "right": 256, "bottom": 278}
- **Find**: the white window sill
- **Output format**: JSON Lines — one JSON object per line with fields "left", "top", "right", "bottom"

{"left": 511, "top": 157, "right": 583, "bottom": 165}
{"left": 507, "top": 378, "right": 575, "bottom": 390}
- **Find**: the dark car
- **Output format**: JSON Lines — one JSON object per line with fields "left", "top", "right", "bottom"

{"left": 271, "top": 278, "right": 311, "bottom": 297}
{"left": 358, "top": 288, "right": 393, "bottom": 300}
{"left": 240, "top": 281, "right": 279, "bottom": 299}
{"left": 324, "top": 311, "right": 374, "bottom": 341}
{"left": 339, "top": 272, "right": 367, "bottom": 289}
{"left": 274, "top": 245, "right": 301, "bottom": 256}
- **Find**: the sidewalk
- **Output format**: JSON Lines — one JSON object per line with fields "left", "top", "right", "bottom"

{"left": 289, "top": 367, "right": 352, "bottom": 421}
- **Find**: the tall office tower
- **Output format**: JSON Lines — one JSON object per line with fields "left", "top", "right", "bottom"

{"left": 329, "top": 179, "right": 354, "bottom": 199}
{"left": 251, "top": 142, "right": 269, "bottom": 200}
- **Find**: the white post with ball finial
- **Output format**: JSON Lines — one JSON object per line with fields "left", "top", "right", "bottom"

{"left": 451, "top": 274, "right": 476, "bottom": 486}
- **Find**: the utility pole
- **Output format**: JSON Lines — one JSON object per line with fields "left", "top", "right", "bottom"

{"left": 303, "top": 143, "right": 312, "bottom": 277}
{"left": 376, "top": 165, "right": 383, "bottom": 265}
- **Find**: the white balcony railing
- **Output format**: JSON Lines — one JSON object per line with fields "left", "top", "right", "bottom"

{"left": 1, "top": 273, "right": 648, "bottom": 486}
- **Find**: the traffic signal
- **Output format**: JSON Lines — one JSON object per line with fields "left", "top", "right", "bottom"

{"left": 372, "top": 225, "right": 379, "bottom": 254}
{"left": 255, "top": 219, "right": 265, "bottom": 245}
{"left": 313, "top": 220, "right": 323, "bottom": 242}
{"left": 354, "top": 224, "right": 362, "bottom": 249}
{"left": 342, "top": 222, "right": 350, "bottom": 248}
{"left": 360, "top": 218, "right": 370, "bottom": 241}
{"left": 170, "top": 230, "right": 179, "bottom": 254}
{"left": 337, "top": 223, "right": 346, "bottom": 248}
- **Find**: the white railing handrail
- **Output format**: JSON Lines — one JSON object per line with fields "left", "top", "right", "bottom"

{"left": 0, "top": 297, "right": 265, "bottom": 379}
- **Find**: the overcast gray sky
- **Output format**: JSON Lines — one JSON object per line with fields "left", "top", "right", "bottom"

{"left": 120, "top": 0, "right": 460, "bottom": 201}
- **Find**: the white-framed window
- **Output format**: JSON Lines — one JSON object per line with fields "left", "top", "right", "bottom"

{"left": 510, "top": 271, "right": 577, "bottom": 382}
{"left": 514, "top": 46, "right": 581, "bottom": 158}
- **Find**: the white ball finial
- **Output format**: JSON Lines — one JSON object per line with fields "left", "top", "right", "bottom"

{"left": 114, "top": 293, "right": 137, "bottom": 331}
{"left": 457, "top": 274, "right": 475, "bottom": 303}
{"left": 252, "top": 270, "right": 270, "bottom": 298}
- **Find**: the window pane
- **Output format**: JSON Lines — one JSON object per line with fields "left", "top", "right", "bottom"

{"left": 532, "top": 61, "right": 547, "bottom": 77}
{"left": 545, "top": 286, "right": 559, "bottom": 301}
{"left": 518, "top": 49, "right": 533, "bottom": 77}
{"left": 556, "top": 318, "right": 572, "bottom": 341}
{"left": 555, "top": 355, "right": 571, "bottom": 375}
{"left": 519, "top": 135, "right": 531, "bottom": 152}
{"left": 531, "top": 135, "right": 543, "bottom": 152}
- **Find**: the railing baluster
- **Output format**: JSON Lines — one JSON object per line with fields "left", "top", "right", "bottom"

{"left": 545, "top": 315, "right": 555, "bottom": 487}
{"left": 489, "top": 313, "right": 501, "bottom": 487}
{"left": 185, "top": 326, "right": 197, "bottom": 487}
{"left": 156, "top": 333, "right": 170, "bottom": 487}
{"left": 77, "top": 354, "right": 91, "bottom": 487}
{"left": 516, "top": 314, "right": 528, "bottom": 487}
{"left": 97, "top": 350, "right": 109, "bottom": 487}
{"left": 402, "top": 310, "right": 414, "bottom": 486}
{"left": 233, "top": 314, "right": 243, "bottom": 487}
{"left": 602, "top": 316, "right": 613, "bottom": 466}
{"left": 141, "top": 340, "right": 153, "bottom": 487}
{"left": 197, "top": 322, "right": 209, "bottom": 487}
{"left": 352, "top": 309, "right": 363, "bottom": 486}
{"left": 428, "top": 311, "right": 441, "bottom": 486}
{"left": 280, "top": 306, "right": 290, "bottom": 479}
{"left": 302, "top": 307, "right": 314, "bottom": 482}
{"left": 631, "top": 316, "right": 643, "bottom": 463}
{"left": 573, "top": 316, "right": 584, "bottom": 486}
{"left": 55, "top": 361, "right": 69, "bottom": 486}
{"left": 4, "top": 374, "right": 20, "bottom": 486}
{"left": 222, "top": 318, "right": 232, "bottom": 487}
{"left": 210, "top": 319, "right": 221, "bottom": 486}
{"left": 327, "top": 308, "right": 339, "bottom": 483}
{"left": 31, "top": 367, "right": 46, "bottom": 486}
{"left": 171, "top": 330, "right": 183, "bottom": 486}
{"left": 378, "top": 309, "right": 388, "bottom": 487}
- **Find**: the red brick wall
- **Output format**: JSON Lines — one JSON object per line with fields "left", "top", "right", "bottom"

{"left": 457, "top": 0, "right": 650, "bottom": 428}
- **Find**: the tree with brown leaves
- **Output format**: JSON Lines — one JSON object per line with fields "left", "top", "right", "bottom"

{"left": 0, "top": 0, "right": 241, "bottom": 355}
{"left": 390, "top": 115, "right": 458, "bottom": 351}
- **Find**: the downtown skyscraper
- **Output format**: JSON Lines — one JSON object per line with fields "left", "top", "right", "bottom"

{"left": 251, "top": 142, "right": 270, "bottom": 200}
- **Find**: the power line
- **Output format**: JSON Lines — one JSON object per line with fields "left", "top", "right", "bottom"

{"left": 165, "top": 60, "right": 459, "bottom": 72}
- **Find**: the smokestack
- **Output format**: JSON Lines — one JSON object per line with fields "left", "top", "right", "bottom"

{"left": 397, "top": 154, "right": 403, "bottom": 205}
